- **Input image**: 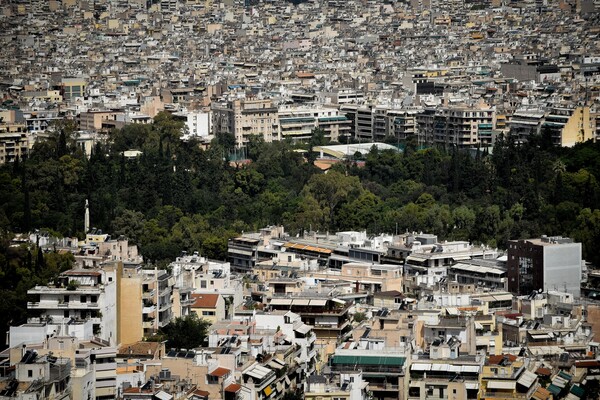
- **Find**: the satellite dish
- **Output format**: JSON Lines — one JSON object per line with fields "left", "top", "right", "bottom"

{"left": 538, "top": 289, "right": 543, "bottom": 293}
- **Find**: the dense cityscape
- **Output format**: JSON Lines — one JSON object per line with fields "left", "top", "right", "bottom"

{"left": 1, "top": 0, "right": 600, "bottom": 399}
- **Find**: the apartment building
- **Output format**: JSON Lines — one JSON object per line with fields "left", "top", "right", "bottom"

{"left": 27, "top": 269, "right": 117, "bottom": 346}
{"left": 0, "top": 124, "right": 29, "bottom": 164}
{"left": 330, "top": 345, "right": 408, "bottom": 400}
{"left": 305, "top": 373, "right": 370, "bottom": 400}
{"left": 417, "top": 105, "right": 496, "bottom": 148}
{"left": 1, "top": 350, "right": 72, "bottom": 399}
{"left": 507, "top": 236, "right": 582, "bottom": 297}
{"left": 140, "top": 269, "right": 174, "bottom": 337}
{"left": 479, "top": 355, "right": 539, "bottom": 400}
{"left": 212, "top": 99, "right": 278, "bottom": 147}
{"left": 277, "top": 106, "right": 350, "bottom": 143}
{"left": 543, "top": 106, "right": 593, "bottom": 147}
{"left": 408, "top": 350, "right": 482, "bottom": 400}
{"left": 268, "top": 296, "right": 352, "bottom": 344}
{"left": 448, "top": 260, "right": 508, "bottom": 291}
{"left": 61, "top": 77, "right": 87, "bottom": 100}
{"left": 508, "top": 109, "right": 545, "bottom": 141}
{"left": 78, "top": 110, "right": 124, "bottom": 132}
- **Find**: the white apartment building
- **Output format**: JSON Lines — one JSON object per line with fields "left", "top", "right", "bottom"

{"left": 278, "top": 106, "right": 351, "bottom": 142}
{"left": 27, "top": 269, "right": 118, "bottom": 346}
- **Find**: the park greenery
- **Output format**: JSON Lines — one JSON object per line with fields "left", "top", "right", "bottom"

{"left": 2, "top": 111, "right": 600, "bottom": 344}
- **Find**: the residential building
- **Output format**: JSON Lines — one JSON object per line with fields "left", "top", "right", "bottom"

{"left": 330, "top": 345, "right": 408, "bottom": 400}
{"left": 27, "top": 268, "right": 117, "bottom": 345}
{"left": 61, "top": 77, "right": 87, "bottom": 100}
{"left": 479, "top": 355, "right": 539, "bottom": 400}
{"left": 212, "top": 99, "right": 278, "bottom": 147}
{"left": 507, "top": 236, "right": 582, "bottom": 297}
{"left": 190, "top": 293, "right": 225, "bottom": 324}
{"left": 277, "top": 106, "right": 350, "bottom": 143}
{"left": 0, "top": 124, "right": 28, "bottom": 164}
{"left": 268, "top": 296, "right": 352, "bottom": 344}
{"left": 0, "top": 350, "right": 72, "bottom": 400}
{"left": 542, "top": 106, "right": 593, "bottom": 147}
{"left": 304, "top": 373, "right": 369, "bottom": 400}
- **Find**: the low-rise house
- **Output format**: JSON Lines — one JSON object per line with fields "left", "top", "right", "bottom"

{"left": 479, "top": 354, "right": 539, "bottom": 400}
{"left": 304, "top": 373, "right": 369, "bottom": 400}
{"left": 191, "top": 293, "right": 225, "bottom": 324}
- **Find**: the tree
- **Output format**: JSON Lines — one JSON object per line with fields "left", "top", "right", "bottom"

{"left": 353, "top": 312, "right": 368, "bottom": 323}
{"left": 160, "top": 314, "right": 211, "bottom": 349}
{"left": 300, "top": 170, "right": 362, "bottom": 229}
{"left": 307, "top": 128, "right": 328, "bottom": 163}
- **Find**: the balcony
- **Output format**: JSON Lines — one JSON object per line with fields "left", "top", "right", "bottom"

{"left": 143, "top": 321, "right": 155, "bottom": 329}
{"left": 369, "top": 383, "right": 399, "bottom": 391}
{"left": 28, "top": 301, "right": 100, "bottom": 310}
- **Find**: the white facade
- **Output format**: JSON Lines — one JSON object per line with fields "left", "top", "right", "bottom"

{"left": 185, "top": 111, "right": 212, "bottom": 139}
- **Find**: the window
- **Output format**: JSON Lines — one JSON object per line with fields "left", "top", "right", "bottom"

{"left": 201, "top": 280, "right": 207, "bottom": 289}
{"left": 28, "top": 370, "right": 33, "bottom": 378}
{"left": 202, "top": 311, "right": 215, "bottom": 316}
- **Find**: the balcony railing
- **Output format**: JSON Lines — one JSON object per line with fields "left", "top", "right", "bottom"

{"left": 28, "top": 301, "right": 100, "bottom": 309}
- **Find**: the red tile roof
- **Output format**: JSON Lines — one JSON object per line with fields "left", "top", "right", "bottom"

{"left": 191, "top": 293, "right": 219, "bottom": 308}
{"left": 536, "top": 367, "right": 552, "bottom": 376}
{"left": 488, "top": 354, "right": 517, "bottom": 365}
{"left": 209, "top": 367, "right": 230, "bottom": 377}
{"left": 575, "top": 360, "right": 600, "bottom": 368}
{"left": 225, "top": 383, "right": 242, "bottom": 393}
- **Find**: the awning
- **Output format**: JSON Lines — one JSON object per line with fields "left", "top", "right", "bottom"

{"left": 293, "top": 299, "right": 311, "bottom": 306}
{"left": 309, "top": 299, "right": 328, "bottom": 306}
{"left": 517, "top": 370, "right": 537, "bottom": 388}
{"left": 411, "top": 363, "right": 431, "bottom": 371}
{"left": 331, "top": 298, "right": 346, "bottom": 305}
{"left": 268, "top": 360, "right": 284, "bottom": 370}
{"left": 487, "top": 380, "right": 516, "bottom": 390}
{"left": 294, "top": 324, "right": 311, "bottom": 335}
{"left": 530, "top": 333, "right": 553, "bottom": 340}
{"left": 431, "top": 364, "right": 449, "bottom": 372}
{"left": 446, "top": 307, "right": 459, "bottom": 316}
{"left": 155, "top": 391, "right": 173, "bottom": 400}
{"left": 270, "top": 298, "right": 293, "bottom": 306}
{"left": 465, "top": 382, "right": 479, "bottom": 390}
{"left": 228, "top": 249, "right": 253, "bottom": 256}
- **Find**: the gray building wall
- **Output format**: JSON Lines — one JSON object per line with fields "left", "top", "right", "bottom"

{"left": 543, "top": 244, "right": 581, "bottom": 297}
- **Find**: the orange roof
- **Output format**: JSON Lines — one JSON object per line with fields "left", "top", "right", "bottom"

{"left": 314, "top": 159, "right": 337, "bottom": 170}
{"left": 531, "top": 387, "right": 551, "bottom": 400}
{"left": 191, "top": 293, "right": 219, "bottom": 308}
{"left": 488, "top": 354, "right": 517, "bottom": 365}
{"left": 225, "top": 383, "right": 242, "bottom": 393}
{"left": 117, "top": 341, "right": 161, "bottom": 357}
{"left": 536, "top": 367, "right": 552, "bottom": 376}
{"left": 209, "top": 367, "right": 230, "bottom": 377}
{"left": 283, "top": 242, "right": 332, "bottom": 254}
{"left": 193, "top": 389, "right": 210, "bottom": 397}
